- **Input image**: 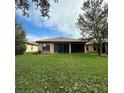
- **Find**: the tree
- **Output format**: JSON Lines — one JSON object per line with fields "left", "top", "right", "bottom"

{"left": 15, "top": 0, "right": 58, "bottom": 17}
{"left": 76, "top": 0, "right": 108, "bottom": 55}
{"left": 15, "top": 20, "right": 26, "bottom": 55}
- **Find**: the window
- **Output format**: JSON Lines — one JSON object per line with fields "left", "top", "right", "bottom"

{"left": 42, "top": 43, "right": 50, "bottom": 51}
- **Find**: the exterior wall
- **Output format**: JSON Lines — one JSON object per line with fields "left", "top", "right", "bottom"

{"left": 50, "top": 43, "right": 54, "bottom": 53}
{"left": 32, "top": 45, "right": 38, "bottom": 52}
{"left": 69, "top": 43, "right": 71, "bottom": 53}
{"left": 38, "top": 43, "right": 50, "bottom": 53}
{"left": 38, "top": 43, "right": 42, "bottom": 52}
{"left": 25, "top": 44, "right": 31, "bottom": 52}
{"left": 38, "top": 43, "right": 54, "bottom": 53}
{"left": 84, "top": 43, "right": 87, "bottom": 53}
{"left": 86, "top": 43, "right": 108, "bottom": 54}
{"left": 86, "top": 44, "right": 96, "bottom": 52}
{"left": 25, "top": 44, "right": 38, "bottom": 52}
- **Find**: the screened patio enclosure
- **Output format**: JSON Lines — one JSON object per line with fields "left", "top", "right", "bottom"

{"left": 54, "top": 43, "right": 84, "bottom": 53}
{"left": 54, "top": 43, "right": 69, "bottom": 53}
{"left": 71, "top": 43, "right": 84, "bottom": 53}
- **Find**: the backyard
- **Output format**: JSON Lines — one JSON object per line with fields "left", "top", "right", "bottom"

{"left": 15, "top": 53, "right": 108, "bottom": 93}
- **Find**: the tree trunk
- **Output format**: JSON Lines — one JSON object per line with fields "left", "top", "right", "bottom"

{"left": 98, "top": 41, "right": 102, "bottom": 55}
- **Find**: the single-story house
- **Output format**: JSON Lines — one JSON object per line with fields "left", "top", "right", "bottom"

{"left": 36, "top": 37, "right": 87, "bottom": 54}
{"left": 25, "top": 41, "right": 38, "bottom": 52}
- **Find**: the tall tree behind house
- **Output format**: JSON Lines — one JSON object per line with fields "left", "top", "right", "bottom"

{"left": 76, "top": 0, "right": 108, "bottom": 55}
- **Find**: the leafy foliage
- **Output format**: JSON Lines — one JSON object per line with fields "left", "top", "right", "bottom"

{"left": 76, "top": 0, "right": 108, "bottom": 55}
{"left": 15, "top": 0, "right": 58, "bottom": 17}
{"left": 16, "top": 53, "right": 108, "bottom": 93}
{"left": 15, "top": 21, "right": 26, "bottom": 55}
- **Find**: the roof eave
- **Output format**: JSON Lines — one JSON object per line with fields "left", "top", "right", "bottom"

{"left": 36, "top": 41, "right": 86, "bottom": 43}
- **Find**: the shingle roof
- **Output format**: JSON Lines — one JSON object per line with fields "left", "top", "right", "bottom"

{"left": 36, "top": 37, "right": 86, "bottom": 43}
{"left": 25, "top": 41, "right": 38, "bottom": 45}
{"left": 86, "top": 38, "right": 108, "bottom": 44}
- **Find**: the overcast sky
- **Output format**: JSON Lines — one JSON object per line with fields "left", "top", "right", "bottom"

{"left": 15, "top": 0, "right": 89, "bottom": 41}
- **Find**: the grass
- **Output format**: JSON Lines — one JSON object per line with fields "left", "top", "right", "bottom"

{"left": 16, "top": 53, "right": 108, "bottom": 93}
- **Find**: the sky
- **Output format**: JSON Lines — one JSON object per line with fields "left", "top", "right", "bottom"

{"left": 16, "top": 0, "right": 84, "bottom": 41}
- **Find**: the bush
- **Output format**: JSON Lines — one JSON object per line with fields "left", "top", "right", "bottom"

{"left": 38, "top": 50, "right": 41, "bottom": 53}
{"left": 15, "top": 42, "right": 26, "bottom": 55}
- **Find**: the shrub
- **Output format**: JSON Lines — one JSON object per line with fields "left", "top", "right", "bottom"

{"left": 15, "top": 20, "right": 26, "bottom": 55}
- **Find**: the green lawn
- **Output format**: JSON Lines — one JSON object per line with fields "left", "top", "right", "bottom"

{"left": 16, "top": 53, "right": 108, "bottom": 93}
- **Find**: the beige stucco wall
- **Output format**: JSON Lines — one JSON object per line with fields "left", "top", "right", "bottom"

{"left": 38, "top": 43, "right": 42, "bottom": 52}
{"left": 25, "top": 44, "right": 38, "bottom": 52}
{"left": 69, "top": 43, "right": 71, "bottom": 53}
{"left": 86, "top": 44, "right": 94, "bottom": 52}
{"left": 50, "top": 43, "right": 54, "bottom": 53}
{"left": 84, "top": 43, "right": 86, "bottom": 53}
